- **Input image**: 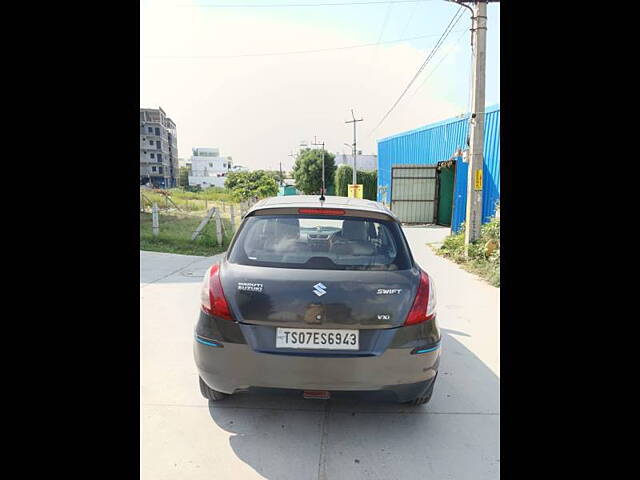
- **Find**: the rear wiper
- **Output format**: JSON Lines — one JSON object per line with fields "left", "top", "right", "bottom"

{"left": 303, "top": 256, "right": 340, "bottom": 269}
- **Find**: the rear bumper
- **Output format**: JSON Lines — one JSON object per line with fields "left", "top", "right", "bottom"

{"left": 238, "top": 377, "right": 436, "bottom": 403}
{"left": 194, "top": 314, "right": 440, "bottom": 400}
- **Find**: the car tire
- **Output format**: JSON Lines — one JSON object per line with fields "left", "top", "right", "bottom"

{"left": 407, "top": 377, "right": 436, "bottom": 406}
{"left": 199, "top": 376, "right": 228, "bottom": 401}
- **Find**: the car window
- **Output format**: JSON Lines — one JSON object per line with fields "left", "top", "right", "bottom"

{"left": 228, "top": 214, "right": 411, "bottom": 270}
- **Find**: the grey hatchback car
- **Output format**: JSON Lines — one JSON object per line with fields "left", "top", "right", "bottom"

{"left": 193, "top": 195, "right": 440, "bottom": 405}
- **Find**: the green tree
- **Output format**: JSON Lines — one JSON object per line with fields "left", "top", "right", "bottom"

{"left": 263, "top": 170, "right": 286, "bottom": 185}
{"left": 178, "top": 166, "right": 190, "bottom": 188}
{"left": 224, "top": 170, "right": 278, "bottom": 200}
{"left": 292, "top": 148, "right": 336, "bottom": 195}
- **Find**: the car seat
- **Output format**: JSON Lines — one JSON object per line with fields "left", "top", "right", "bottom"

{"left": 331, "top": 220, "right": 375, "bottom": 256}
{"left": 262, "top": 217, "right": 301, "bottom": 253}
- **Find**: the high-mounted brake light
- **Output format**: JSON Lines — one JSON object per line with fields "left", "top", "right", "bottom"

{"left": 298, "top": 208, "right": 345, "bottom": 216}
{"left": 404, "top": 271, "right": 437, "bottom": 326}
{"left": 200, "top": 264, "right": 233, "bottom": 321}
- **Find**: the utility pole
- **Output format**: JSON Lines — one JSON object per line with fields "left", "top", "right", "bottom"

{"left": 345, "top": 109, "right": 363, "bottom": 185}
{"left": 288, "top": 150, "right": 296, "bottom": 171}
{"left": 463, "top": 0, "right": 488, "bottom": 249}
{"left": 311, "top": 136, "right": 326, "bottom": 200}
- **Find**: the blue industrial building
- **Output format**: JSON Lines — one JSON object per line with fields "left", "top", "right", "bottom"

{"left": 377, "top": 104, "right": 500, "bottom": 233}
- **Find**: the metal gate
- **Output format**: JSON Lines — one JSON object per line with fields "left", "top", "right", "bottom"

{"left": 390, "top": 165, "right": 437, "bottom": 223}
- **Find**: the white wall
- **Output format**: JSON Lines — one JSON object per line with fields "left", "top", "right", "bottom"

{"left": 188, "top": 175, "right": 227, "bottom": 188}
{"left": 187, "top": 155, "right": 246, "bottom": 188}
{"left": 190, "top": 156, "right": 232, "bottom": 174}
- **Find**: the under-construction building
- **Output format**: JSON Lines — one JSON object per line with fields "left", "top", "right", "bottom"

{"left": 140, "top": 107, "right": 178, "bottom": 188}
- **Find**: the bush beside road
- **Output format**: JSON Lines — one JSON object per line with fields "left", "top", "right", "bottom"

{"left": 435, "top": 214, "right": 500, "bottom": 287}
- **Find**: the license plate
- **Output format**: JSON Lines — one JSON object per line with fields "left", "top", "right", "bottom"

{"left": 276, "top": 328, "right": 359, "bottom": 350}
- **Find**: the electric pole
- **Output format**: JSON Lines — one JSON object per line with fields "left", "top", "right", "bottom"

{"left": 311, "top": 136, "right": 326, "bottom": 199}
{"left": 288, "top": 150, "right": 296, "bottom": 170}
{"left": 345, "top": 109, "right": 363, "bottom": 185}
{"left": 464, "top": 0, "right": 488, "bottom": 249}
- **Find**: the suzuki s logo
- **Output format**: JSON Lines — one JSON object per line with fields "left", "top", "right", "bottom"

{"left": 313, "top": 283, "right": 327, "bottom": 297}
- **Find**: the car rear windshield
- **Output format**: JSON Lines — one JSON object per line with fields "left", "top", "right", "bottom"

{"left": 228, "top": 214, "right": 412, "bottom": 270}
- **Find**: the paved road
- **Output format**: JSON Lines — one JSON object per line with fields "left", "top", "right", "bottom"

{"left": 141, "top": 226, "right": 499, "bottom": 479}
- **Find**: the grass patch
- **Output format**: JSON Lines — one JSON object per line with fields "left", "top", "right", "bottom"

{"left": 435, "top": 216, "right": 500, "bottom": 287}
{"left": 168, "top": 187, "right": 235, "bottom": 203}
{"left": 140, "top": 187, "right": 237, "bottom": 214}
{"left": 140, "top": 211, "right": 233, "bottom": 256}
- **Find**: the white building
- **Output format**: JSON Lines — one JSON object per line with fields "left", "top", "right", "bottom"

{"left": 188, "top": 147, "right": 244, "bottom": 188}
{"left": 334, "top": 152, "right": 378, "bottom": 171}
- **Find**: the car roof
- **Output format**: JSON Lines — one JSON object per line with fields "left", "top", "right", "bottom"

{"left": 247, "top": 195, "right": 399, "bottom": 221}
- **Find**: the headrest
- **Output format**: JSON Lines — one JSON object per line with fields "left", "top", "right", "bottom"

{"left": 367, "top": 221, "right": 378, "bottom": 239}
{"left": 341, "top": 220, "right": 367, "bottom": 241}
{"left": 277, "top": 217, "right": 300, "bottom": 239}
{"left": 263, "top": 219, "right": 277, "bottom": 237}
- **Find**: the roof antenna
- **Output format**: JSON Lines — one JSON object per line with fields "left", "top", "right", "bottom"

{"left": 311, "top": 136, "right": 326, "bottom": 202}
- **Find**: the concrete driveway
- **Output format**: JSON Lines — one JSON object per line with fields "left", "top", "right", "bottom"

{"left": 141, "top": 225, "right": 499, "bottom": 479}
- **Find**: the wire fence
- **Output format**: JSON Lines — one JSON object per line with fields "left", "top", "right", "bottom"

{"left": 140, "top": 190, "right": 260, "bottom": 249}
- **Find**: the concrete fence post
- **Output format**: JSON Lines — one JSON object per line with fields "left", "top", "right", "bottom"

{"left": 229, "top": 204, "right": 236, "bottom": 232}
{"left": 214, "top": 211, "right": 223, "bottom": 247}
{"left": 152, "top": 202, "right": 159, "bottom": 237}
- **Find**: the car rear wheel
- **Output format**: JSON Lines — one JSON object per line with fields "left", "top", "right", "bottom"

{"left": 199, "top": 377, "right": 228, "bottom": 401}
{"left": 407, "top": 377, "right": 436, "bottom": 406}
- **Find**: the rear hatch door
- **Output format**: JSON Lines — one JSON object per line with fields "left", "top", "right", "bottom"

{"left": 221, "top": 262, "right": 419, "bottom": 330}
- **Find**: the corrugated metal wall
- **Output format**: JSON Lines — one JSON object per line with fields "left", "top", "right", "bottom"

{"left": 377, "top": 105, "right": 500, "bottom": 232}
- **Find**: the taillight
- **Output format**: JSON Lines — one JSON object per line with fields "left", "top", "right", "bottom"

{"left": 404, "top": 270, "right": 437, "bottom": 325}
{"left": 200, "top": 264, "right": 233, "bottom": 321}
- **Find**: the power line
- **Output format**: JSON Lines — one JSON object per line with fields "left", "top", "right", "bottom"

{"left": 398, "top": 0, "right": 422, "bottom": 39}
{"left": 408, "top": 27, "right": 468, "bottom": 101}
{"left": 374, "top": 1, "right": 394, "bottom": 48}
{"left": 369, "top": 5, "right": 464, "bottom": 136}
{"left": 144, "top": 31, "right": 463, "bottom": 59}
{"left": 370, "top": 6, "right": 464, "bottom": 134}
{"left": 356, "top": 0, "right": 395, "bottom": 98}
{"left": 188, "top": 1, "right": 436, "bottom": 8}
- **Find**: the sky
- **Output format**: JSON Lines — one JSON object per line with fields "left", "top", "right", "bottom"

{"left": 140, "top": 0, "right": 500, "bottom": 172}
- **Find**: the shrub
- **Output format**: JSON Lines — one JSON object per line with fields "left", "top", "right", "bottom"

{"left": 437, "top": 215, "right": 500, "bottom": 287}
{"left": 224, "top": 170, "right": 278, "bottom": 201}
{"left": 334, "top": 165, "right": 377, "bottom": 200}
